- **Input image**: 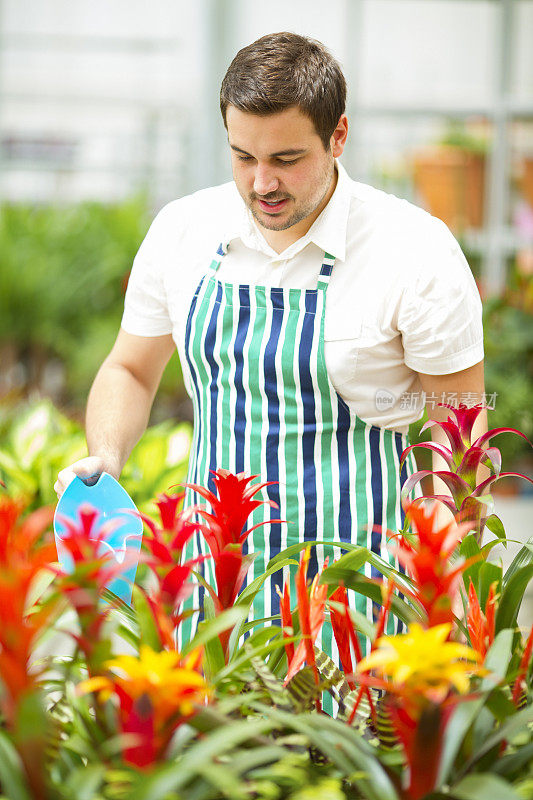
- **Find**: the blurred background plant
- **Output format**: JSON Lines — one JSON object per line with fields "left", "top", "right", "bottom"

{"left": 0, "top": 198, "right": 189, "bottom": 417}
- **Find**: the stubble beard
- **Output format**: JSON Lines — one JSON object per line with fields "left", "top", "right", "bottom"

{"left": 247, "top": 157, "right": 335, "bottom": 232}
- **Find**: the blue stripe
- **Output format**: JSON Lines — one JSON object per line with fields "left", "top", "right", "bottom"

{"left": 336, "top": 395, "right": 352, "bottom": 542}
{"left": 183, "top": 280, "right": 207, "bottom": 628}
{"left": 204, "top": 281, "right": 223, "bottom": 495}
{"left": 184, "top": 277, "right": 206, "bottom": 487}
{"left": 300, "top": 291, "right": 318, "bottom": 577}
{"left": 394, "top": 432, "right": 408, "bottom": 633}
{"left": 234, "top": 286, "right": 251, "bottom": 476}
{"left": 264, "top": 291, "right": 284, "bottom": 614}
{"left": 319, "top": 263, "right": 334, "bottom": 277}
{"left": 369, "top": 426, "right": 383, "bottom": 583}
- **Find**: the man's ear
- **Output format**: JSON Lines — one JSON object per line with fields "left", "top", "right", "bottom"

{"left": 331, "top": 114, "right": 348, "bottom": 158}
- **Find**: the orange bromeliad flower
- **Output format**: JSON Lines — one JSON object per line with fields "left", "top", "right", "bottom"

{"left": 79, "top": 645, "right": 209, "bottom": 769}
{"left": 277, "top": 547, "right": 328, "bottom": 705}
{"left": 391, "top": 501, "right": 477, "bottom": 629}
{"left": 467, "top": 580, "right": 497, "bottom": 659}
{"left": 0, "top": 496, "right": 56, "bottom": 723}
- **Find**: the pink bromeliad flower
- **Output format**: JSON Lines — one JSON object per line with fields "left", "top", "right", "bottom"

{"left": 399, "top": 403, "right": 532, "bottom": 538}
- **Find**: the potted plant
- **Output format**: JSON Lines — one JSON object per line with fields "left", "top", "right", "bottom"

{"left": 411, "top": 120, "right": 489, "bottom": 232}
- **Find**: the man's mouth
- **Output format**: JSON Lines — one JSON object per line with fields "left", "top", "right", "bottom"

{"left": 256, "top": 198, "right": 289, "bottom": 213}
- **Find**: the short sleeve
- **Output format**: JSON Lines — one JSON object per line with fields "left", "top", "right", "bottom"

{"left": 121, "top": 210, "right": 173, "bottom": 337}
{"left": 398, "top": 220, "right": 484, "bottom": 375}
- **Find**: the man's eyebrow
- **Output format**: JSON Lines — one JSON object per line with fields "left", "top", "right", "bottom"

{"left": 229, "top": 144, "right": 307, "bottom": 157}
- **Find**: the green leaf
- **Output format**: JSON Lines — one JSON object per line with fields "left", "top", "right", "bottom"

{"left": 25, "top": 568, "right": 56, "bottom": 610}
{"left": 250, "top": 705, "right": 400, "bottom": 800}
{"left": 201, "top": 595, "right": 226, "bottom": 680}
{"left": 236, "top": 557, "right": 293, "bottom": 608}
{"left": 478, "top": 562, "right": 502, "bottom": 609}
{"left": 493, "top": 741, "right": 533, "bottom": 778}
{"left": 320, "top": 566, "right": 420, "bottom": 626}
{"left": 485, "top": 687, "right": 518, "bottom": 722}
{"left": 131, "top": 584, "right": 160, "bottom": 651}
{"left": 482, "top": 628, "right": 514, "bottom": 687}
{"left": 0, "top": 731, "right": 31, "bottom": 800}
{"left": 215, "top": 630, "right": 292, "bottom": 683}
{"left": 502, "top": 538, "right": 533, "bottom": 588}
{"left": 457, "top": 704, "right": 533, "bottom": 776}
{"left": 266, "top": 539, "right": 358, "bottom": 569}
{"left": 452, "top": 773, "right": 522, "bottom": 800}
{"left": 321, "top": 548, "right": 417, "bottom": 599}
{"left": 131, "top": 718, "right": 275, "bottom": 800}
{"left": 496, "top": 564, "right": 533, "bottom": 633}
{"left": 460, "top": 534, "right": 483, "bottom": 591}
{"left": 61, "top": 764, "right": 106, "bottom": 799}
{"left": 485, "top": 514, "right": 506, "bottom": 543}
{"left": 182, "top": 606, "right": 248, "bottom": 656}
{"left": 247, "top": 645, "right": 292, "bottom": 710}
{"left": 437, "top": 698, "right": 485, "bottom": 785}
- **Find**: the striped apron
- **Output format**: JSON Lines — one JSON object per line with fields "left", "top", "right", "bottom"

{"left": 179, "top": 242, "right": 415, "bottom": 678}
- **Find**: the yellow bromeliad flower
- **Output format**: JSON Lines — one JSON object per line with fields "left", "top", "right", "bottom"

{"left": 79, "top": 645, "right": 209, "bottom": 719}
{"left": 357, "top": 623, "right": 483, "bottom": 702}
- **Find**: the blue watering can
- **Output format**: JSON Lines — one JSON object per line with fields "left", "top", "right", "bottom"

{"left": 53, "top": 472, "right": 143, "bottom": 605}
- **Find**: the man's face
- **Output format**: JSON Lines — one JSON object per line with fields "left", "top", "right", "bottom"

{"left": 226, "top": 105, "right": 336, "bottom": 238}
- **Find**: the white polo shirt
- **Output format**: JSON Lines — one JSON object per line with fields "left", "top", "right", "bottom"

{"left": 121, "top": 160, "right": 484, "bottom": 434}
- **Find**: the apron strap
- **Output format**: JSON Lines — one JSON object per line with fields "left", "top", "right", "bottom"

{"left": 207, "top": 242, "right": 229, "bottom": 273}
{"left": 316, "top": 251, "right": 336, "bottom": 290}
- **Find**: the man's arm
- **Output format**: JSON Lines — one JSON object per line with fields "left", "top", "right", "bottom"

{"left": 417, "top": 360, "right": 489, "bottom": 518}
{"left": 55, "top": 329, "right": 175, "bottom": 496}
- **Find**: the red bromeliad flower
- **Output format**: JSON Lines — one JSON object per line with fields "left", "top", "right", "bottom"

{"left": 185, "top": 470, "right": 278, "bottom": 655}
{"left": 53, "top": 504, "right": 137, "bottom": 670}
{"left": 329, "top": 585, "right": 363, "bottom": 691}
{"left": 512, "top": 623, "right": 533, "bottom": 707}
{"left": 400, "top": 403, "right": 533, "bottom": 538}
{"left": 277, "top": 548, "right": 328, "bottom": 708}
{"left": 329, "top": 582, "right": 386, "bottom": 722}
{"left": 138, "top": 492, "right": 208, "bottom": 646}
{"left": 186, "top": 470, "right": 278, "bottom": 557}
{"left": 391, "top": 501, "right": 477, "bottom": 629}
{"left": 467, "top": 580, "right": 497, "bottom": 659}
{"left": 0, "top": 497, "right": 56, "bottom": 723}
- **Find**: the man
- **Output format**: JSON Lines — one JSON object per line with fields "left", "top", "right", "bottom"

{"left": 55, "top": 32, "right": 486, "bottom": 656}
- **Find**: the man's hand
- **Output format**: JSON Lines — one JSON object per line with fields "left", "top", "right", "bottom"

{"left": 54, "top": 455, "right": 120, "bottom": 498}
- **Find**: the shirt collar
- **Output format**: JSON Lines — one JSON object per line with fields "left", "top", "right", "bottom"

{"left": 227, "top": 159, "right": 351, "bottom": 262}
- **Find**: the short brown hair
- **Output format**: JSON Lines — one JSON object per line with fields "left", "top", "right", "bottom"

{"left": 220, "top": 32, "right": 346, "bottom": 150}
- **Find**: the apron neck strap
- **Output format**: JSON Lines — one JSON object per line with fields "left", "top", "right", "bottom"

{"left": 316, "top": 251, "right": 336, "bottom": 290}
{"left": 208, "top": 242, "right": 229, "bottom": 273}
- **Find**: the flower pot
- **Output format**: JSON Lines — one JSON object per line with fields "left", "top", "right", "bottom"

{"left": 521, "top": 157, "right": 533, "bottom": 210}
{"left": 412, "top": 146, "right": 486, "bottom": 232}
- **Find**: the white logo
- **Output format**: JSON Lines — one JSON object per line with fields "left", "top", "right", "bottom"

{"left": 375, "top": 389, "right": 395, "bottom": 412}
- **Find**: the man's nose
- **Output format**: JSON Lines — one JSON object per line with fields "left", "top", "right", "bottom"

{"left": 253, "top": 164, "right": 279, "bottom": 196}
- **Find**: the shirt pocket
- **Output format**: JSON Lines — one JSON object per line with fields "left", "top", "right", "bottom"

{"left": 323, "top": 317, "right": 363, "bottom": 391}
